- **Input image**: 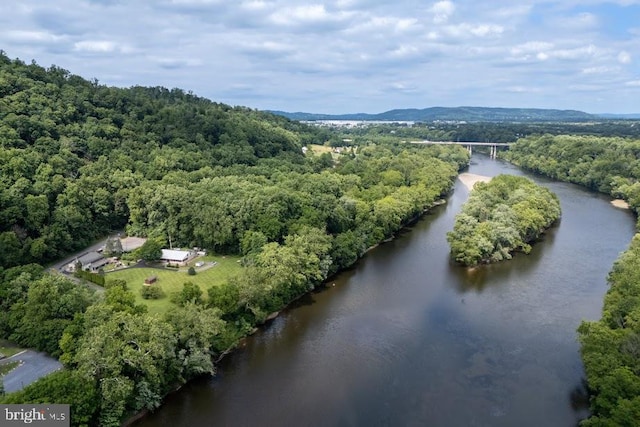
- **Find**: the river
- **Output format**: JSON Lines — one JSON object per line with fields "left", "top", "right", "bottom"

{"left": 134, "top": 155, "right": 636, "bottom": 427}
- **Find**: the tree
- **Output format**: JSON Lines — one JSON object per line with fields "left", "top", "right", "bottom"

{"left": 135, "top": 238, "right": 163, "bottom": 262}
{"left": 171, "top": 282, "right": 203, "bottom": 306}
{"left": 11, "top": 274, "right": 95, "bottom": 357}
{"left": 103, "top": 237, "right": 123, "bottom": 257}
{"left": 207, "top": 282, "right": 241, "bottom": 319}
{"left": 0, "top": 370, "right": 99, "bottom": 426}
{"left": 141, "top": 284, "right": 165, "bottom": 300}
{"left": 74, "top": 311, "right": 179, "bottom": 426}
{"left": 164, "top": 302, "right": 225, "bottom": 379}
{"left": 447, "top": 175, "right": 560, "bottom": 266}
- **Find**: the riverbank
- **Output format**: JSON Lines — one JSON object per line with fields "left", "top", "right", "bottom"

{"left": 458, "top": 172, "right": 491, "bottom": 190}
{"left": 131, "top": 153, "right": 633, "bottom": 427}
{"left": 611, "top": 199, "right": 630, "bottom": 209}
{"left": 126, "top": 183, "right": 458, "bottom": 426}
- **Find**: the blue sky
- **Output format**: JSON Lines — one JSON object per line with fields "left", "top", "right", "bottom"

{"left": 1, "top": 0, "right": 639, "bottom": 114}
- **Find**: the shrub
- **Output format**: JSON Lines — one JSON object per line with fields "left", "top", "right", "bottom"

{"left": 140, "top": 284, "right": 165, "bottom": 300}
{"left": 187, "top": 266, "right": 196, "bottom": 276}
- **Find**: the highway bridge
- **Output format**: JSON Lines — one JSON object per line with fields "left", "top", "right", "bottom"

{"left": 409, "top": 140, "right": 511, "bottom": 158}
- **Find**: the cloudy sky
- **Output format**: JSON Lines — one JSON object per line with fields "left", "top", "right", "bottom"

{"left": 1, "top": 0, "right": 639, "bottom": 114}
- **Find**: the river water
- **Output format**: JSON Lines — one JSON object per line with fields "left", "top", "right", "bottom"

{"left": 135, "top": 155, "right": 636, "bottom": 427}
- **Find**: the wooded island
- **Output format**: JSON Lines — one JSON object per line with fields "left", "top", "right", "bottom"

{"left": 447, "top": 174, "right": 561, "bottom": 266}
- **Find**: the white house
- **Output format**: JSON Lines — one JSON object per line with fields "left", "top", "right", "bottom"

{"left": 160, "top": 249, "right": 194, "bottom": 265}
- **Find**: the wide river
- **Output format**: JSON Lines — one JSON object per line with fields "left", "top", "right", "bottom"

{"left": 135, "top": 155, "right": 636, "bottom": 427}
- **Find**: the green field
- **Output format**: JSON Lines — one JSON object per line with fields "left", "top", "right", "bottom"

{"left": 106, "top": 255, "right": 242, "bottom": 314}
{"left": 0, "top": 340, "right": 23, "bottom": 359}
{"left": 307, "top": 144, "right": 334, "bottom": 155}
{"left": 0, "top": 360, "right": 19, "bottom": 376}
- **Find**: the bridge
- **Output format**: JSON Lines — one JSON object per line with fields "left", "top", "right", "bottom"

{"left": 409, "top": 140, "right": 511, "bottom": 159}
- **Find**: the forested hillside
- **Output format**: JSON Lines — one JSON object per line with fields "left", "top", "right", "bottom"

{"left": 0, "top": 50, "right": 330, "bottom": 267}
{"left": 0, "top": 53, "right": 469, "bottom": 426}
{"left": 447, "top": 175, "right": 560, "bottom": 266}
{"left": 504, "top": 135, "right": 640, "bottom": 425}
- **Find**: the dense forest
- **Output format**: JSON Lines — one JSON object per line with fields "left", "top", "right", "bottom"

{"left": 0, "top": 50, "right": 334, "bottom": 267}
{"left": 318, "top": 121, "right": 640, "bottom": 146}
{"left": 446, "top": 175, "right": 561, "bottom": 266}
{"left": 504, "top": 135, "right": 640, "bottom": 425}
{"left": 0, "top": 53, "right": 469, "bottom": 426}
{"left": 504, "top": 135, "right": 640, "bottom": 218}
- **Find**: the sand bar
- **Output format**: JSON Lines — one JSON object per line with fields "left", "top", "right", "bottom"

{"left": 458, "top": 173, "right": 492, "bottom": 190}
{"left": 611, "top": 199, "right": 630, "bottom": 209}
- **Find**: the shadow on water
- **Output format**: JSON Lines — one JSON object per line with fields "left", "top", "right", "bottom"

{"left": 570, "top": 378, "right": 591, "bottom": 413}
{"left": 569, "top": 378, "right": 592, "bottom": 425}
{"left": 450, "top": 224, "right": 559, "bottom": 293}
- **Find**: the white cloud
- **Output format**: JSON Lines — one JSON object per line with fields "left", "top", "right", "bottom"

{"left": 270, "top": 4, "right": 342, "bottom": 25}
{"left": 506, "top": 86, "right": 541, "bottom": 93}
{"left": 390, "top": 44, "right": 419, "bottom": 58}
{"left": 6, "top": 30, "right": 65, "bottom": 43}
{"left": 73, "top": 40, "right": 132, "bottom": 53}
{"left": 169, "top": 0, "right": 221, "bottom": 4}
{"left": 555, "top": 12, "right": 599, "bottom": 30}
{"left": 553, "top": 45, "right": 597, "bottom": 60}
{"left": 388, "top": 81, "right": 419, "bottom": 93}
{"left": 346, "top": 16, "right": 420, "bottom": 35}
{"left": 569, "top": 84, "right": 605, "bottom": 92}
{"left": 582, "top": 66, "right": 618, "bottom": 74}
{"left": 492, "top": 5, "right": 531, "bottom": 19}
{"left": 626, "top": 80, "right": 640, "bottom": 87}
{"left": 241, "top": 0, "right": 270, "bottom": 11}
{"left": 511, "top": 42, "right": 555, "bottom": 56}
{"left": 507, "top": 42, "right": 599, "bottom": 63}
{"left": 430, "top": 1, "right": 455, "bottom": 24}
{"left": 618, "top": 51, "right": 631, "bottom": 64}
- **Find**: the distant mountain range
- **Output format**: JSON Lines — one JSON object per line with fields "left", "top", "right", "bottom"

{"left": 268, "top": 107, "right": 639, "bottom": 122}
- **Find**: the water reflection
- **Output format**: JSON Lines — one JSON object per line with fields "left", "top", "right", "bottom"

{"left": 449, "top": 227, "right": 554, "bottom": 294}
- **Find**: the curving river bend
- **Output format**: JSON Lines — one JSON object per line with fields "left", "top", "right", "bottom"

{"left": 135, "top": 155, "right": 636, "bottom": 427}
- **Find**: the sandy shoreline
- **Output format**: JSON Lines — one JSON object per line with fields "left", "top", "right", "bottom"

{"left": 611, "top": 199, "right": 630, "bottom": 209}
{"left": 458, "top": 173, "right": 492, "bottom": 190}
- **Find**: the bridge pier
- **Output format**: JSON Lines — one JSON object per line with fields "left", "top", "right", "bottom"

{"left": 408, "top": 141, "right": 511, "bottom": 159}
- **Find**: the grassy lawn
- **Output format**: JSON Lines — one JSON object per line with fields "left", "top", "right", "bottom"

{"left": 0, "top": 340, "right": 24, "bottom": 359}
{"left": 0, "top": 360, "right": 19, "bottom": 376}
{"left": 307, "top": 144, "right": 332, "bottom": 153}
{"left": 106, "top": 254, "right": 242, "bottom": 315}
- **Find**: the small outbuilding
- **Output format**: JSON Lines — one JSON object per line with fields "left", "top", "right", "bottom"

{"left": 144, "top": 276, "right": 157, "bottom": 285}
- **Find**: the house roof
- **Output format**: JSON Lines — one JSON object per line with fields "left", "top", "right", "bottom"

{"left": 161, "top": 249, "right": 191, "bottom": 262}
{"left": 78, "top": 251, "right": 104, "bottom": 266}
{"left": 86, "top": 257, "right": 109, "bottom": 269}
